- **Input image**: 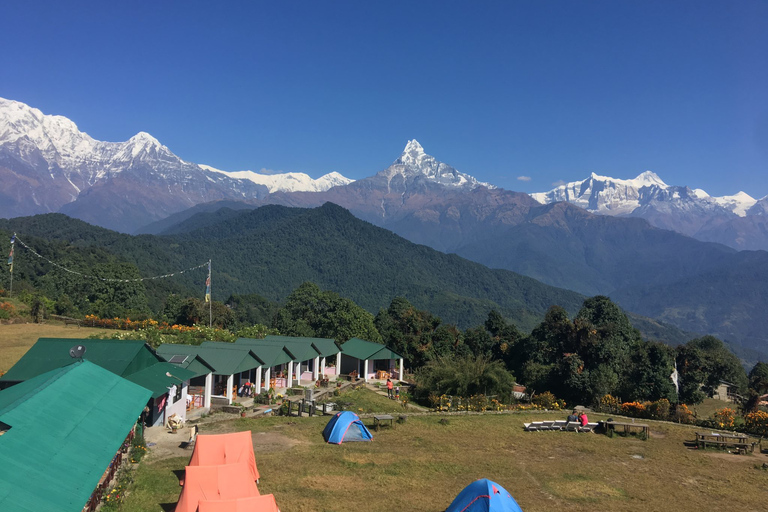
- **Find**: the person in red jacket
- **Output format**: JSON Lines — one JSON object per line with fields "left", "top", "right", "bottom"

{"left": 386, "top": 378, "right": 394, "bottom": 398}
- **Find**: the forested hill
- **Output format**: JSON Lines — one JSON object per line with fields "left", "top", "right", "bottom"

{"left": 1, "top": 204, "right": 586, "bottom": 331}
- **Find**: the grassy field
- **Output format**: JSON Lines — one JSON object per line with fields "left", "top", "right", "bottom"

{"left": 0, "top": 322, "right": 111, "bottom": 374}
{"left": 122, "top": 390, "right": 768, "bottom": 512}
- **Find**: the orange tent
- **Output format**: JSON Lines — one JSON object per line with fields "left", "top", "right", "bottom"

{"left": 198, "top": 495, "right": 280, "bottom": 512}
{"left": 175, "top": 463, "right": 260, "bottom": 512}
{"left": 186, "top": 431, "right": 260, "bottom": 483}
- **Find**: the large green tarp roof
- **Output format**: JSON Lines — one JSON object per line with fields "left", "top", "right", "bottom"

{"left": 156, "top": 344, "right": 262, "bottom": 376}
{"left": 123, "top": 362, "right": 197, "bottom": 398}
{"left": 237, "top": 338, "right": 319, "bottom": 363}
{"left": 162, "top": 353, "right": 216, "bottom": 379}
{"left": 341, "top": 338, "right": 403, "bottom": 361}
{"left": 264, "top": 335, "right": 340, "bottom": 357}
{"left": 0, "top": 338, "right": 162, "bottom": 383}
{"left": 0, "top": 361, "right": 151, "bottom": 511}
{"left": 234, "top": 339, "right": 294, "bottom": 367}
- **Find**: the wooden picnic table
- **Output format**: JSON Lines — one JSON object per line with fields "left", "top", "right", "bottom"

{"left": 373, "top": 414, "right": 395, "bottom": 431}
{"left": 695, "top": 432, "right": 754, "bottom": 453}
{"left": 603, "top": 420, "right": 649, "bottom": 438}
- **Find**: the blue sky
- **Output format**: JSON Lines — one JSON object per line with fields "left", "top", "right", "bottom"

{"left": 2, "top": 1, "right": 766, "bottom": 198}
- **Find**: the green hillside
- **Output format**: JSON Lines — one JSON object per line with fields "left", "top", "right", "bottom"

{"left": 0, "top": 204, "right": 586, "bottom": 331}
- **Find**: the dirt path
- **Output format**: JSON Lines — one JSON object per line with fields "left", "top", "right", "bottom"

{"left": 143, "top": 421, "right": 303, "bottom": 462}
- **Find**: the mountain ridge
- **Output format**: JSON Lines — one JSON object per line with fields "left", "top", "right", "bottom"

{"left": 531, "top": 171, "right": 768, "bottom": 250}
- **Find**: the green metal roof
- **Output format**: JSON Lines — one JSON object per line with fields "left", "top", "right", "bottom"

{"left": 234, "top": 339, "right": 293, "bottom": 367}
{"left": 264, "top": 335, "right": 340, "bottom": 357}
{"left": 0, "top": 338, "right": 162, "bottom": 383}
{"left": 156, "top": 351, "right": 215, "bottom": 379}
{"left": 0, "top": 360, "right": 151, "bottom": 511}
{"left": 123, "top": 362, "right": 197, "bottom": 398}
{"left": 341, "top": 338, "right": 403, "bottom": 361}
{"left": 156, "top": 343, "right": 262, "bottom": 376}
{"left": 173, "top": 354, "right": 215, "bottom": 378}
{"left": 237, "top": 337, "right": 318, "bottom": 362}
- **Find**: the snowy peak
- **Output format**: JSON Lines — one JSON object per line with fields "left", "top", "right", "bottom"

{"left": 532, "top": 171, "right": 759, "bottom": 220}
{"left": 200, "top": 165, "right": 353, "bottom": 193}
{"left": 397, "top": 139, "right": 426, "bottom": 166}
{"left": 384, "top": 139, "right": 493, "bottom": 190}
{"left": 710, "top": 191, "right": 757, "bottom": 217}
{"left": 128, "top": 131, "right": 160, "bottom": 145}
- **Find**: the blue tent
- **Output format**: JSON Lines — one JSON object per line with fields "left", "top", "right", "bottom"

{"left": 445, "top": 479, "right": 523, "bottom": 512}
{"left": 323, "top": 411, "right": 373, "bottom": 444}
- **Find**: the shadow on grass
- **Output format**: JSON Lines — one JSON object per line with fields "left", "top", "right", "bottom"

{"left": 160, "top": 503, "right": 176, "bottom": 512}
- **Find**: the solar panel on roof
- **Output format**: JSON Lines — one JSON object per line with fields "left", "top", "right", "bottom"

{"left": 169, "top": 355, "right": 189, "bottom": 364}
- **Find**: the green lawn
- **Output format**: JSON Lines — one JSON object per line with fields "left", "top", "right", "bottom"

{"left": 120, "top": 389, "right": 768, "bottom": 512}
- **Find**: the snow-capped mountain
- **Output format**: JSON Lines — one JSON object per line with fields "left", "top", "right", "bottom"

{"left": 0, "top": 97, "right": 354, "bottom": 232}
{"left": 531, "top": 171, "right": 768, "bottom": 250}
{"left": 200, "top": 165, "right": 353, "bottom": 193}
{"left": 531, "top": 171, "right": 757, "bottom": 217}
{"left": 382, "top": 139, "right": 493, "bottom": 190}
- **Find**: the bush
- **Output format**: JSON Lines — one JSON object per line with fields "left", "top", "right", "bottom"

{"left": 712, "top": 408, "right": 736, "bottom": 429}
{"left": 599, "top": 394, "right": 621, "bottom": 414}
{"left": 647, "top": 399, "right": 671, "bottom": 420}
{"left": 621, "top": 401, "right": 646, "bottom": 418}
{"left": 672, "top": 403, "right": 696, "bottom": 424}
{"left": 745, "top": 410, "right": 768, "bottom": 436}
{"left": 532, "top": 391, "right": 566, "bottom": 410}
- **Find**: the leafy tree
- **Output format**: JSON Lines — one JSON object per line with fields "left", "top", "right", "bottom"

{"left": 621, "top": 341, "right": 677, "bottom": 403}
{"left": 375, "top": 297, "right": 461, "bottom": 368}
{"left": 226, "top": 293, "right": 280, "bottom": 327}
{"left": 484, "top": 309, "right": 522, "bottom": 365}
{"left": 273, "top": 282, "right": 381, "bottom": 342}
{"left": 169, "top": 297, "right": 235, "bottom": 329}
{"left": 676, "top": 336, "right": 748, "bottom": 404}
{"left": 463, "top": 326, "right": 494, "bottom": 357}
{"left": 748, "top": 362, "right": 768, "bottom": 394}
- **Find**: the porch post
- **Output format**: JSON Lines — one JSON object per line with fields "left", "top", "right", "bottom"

{"left": 264, "top": 367, "right": 271, "bottom": 390}
{"left": 399, "top": 358, "right": 404, "bottom": 381}
{"left": 256, "top": 366, "right": 262, "bottom": 393}
{"left": 363, "top": 359, "right": 369, "bottom": 382}
{"left": 313, "top": 356, "right": 320, "bottom": 380}
{"left": 336, "top": 352, "right": 341, "bottom": 372}
{"left": 226, "top": 374, "right": 234, "bottom": 405}
{"left": 204, "top": 373, "right": 212, "bottom": 409}
{"left": 287, "top": 361, "right": 293, "bottom": 390}
{"left": 321, "top": 356, "right": 326, "bottom": 376}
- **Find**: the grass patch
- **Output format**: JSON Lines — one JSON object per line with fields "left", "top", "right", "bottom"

{"left": 119, "top": 388, "right": 768, "bottom": 512}
{"left": 328, "top": 387, "right": 412, "bottom": 414}
{"left": 0, "top": 322, "right": 108, "bottom": 373}
{"left": 119, "top": 457, "right": 187, "bottom": 512}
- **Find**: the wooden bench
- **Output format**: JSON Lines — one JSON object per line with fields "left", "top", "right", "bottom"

{"left": 373, "top": 414, "right": 395, "bottom": 431}
{"left": 604, "top": 421, "right": 649, "bottom": 438}
{"left": 695, "top": 432, "right": 753, "bottom": 453}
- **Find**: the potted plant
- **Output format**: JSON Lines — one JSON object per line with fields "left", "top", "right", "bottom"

{"left": 240, "top": 406, "right": 247, "bottom": 417}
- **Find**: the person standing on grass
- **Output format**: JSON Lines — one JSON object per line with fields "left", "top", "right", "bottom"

{"left": 386, "top": 378, "right": 393, "bottom": 398}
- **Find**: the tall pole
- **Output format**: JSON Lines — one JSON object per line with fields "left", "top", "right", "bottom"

{"left": 208, "top": 259, "right": 212, "bottom": 328}
{"left": 7, "top": 233, "right": 15, "bottom": 298}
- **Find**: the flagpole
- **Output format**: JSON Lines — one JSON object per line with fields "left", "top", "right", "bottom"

{"left": 8, "top": 233, "right": 15, "bottom": 298}
{"left": 208, "top": 259, "right": 212, "bottom": 328}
